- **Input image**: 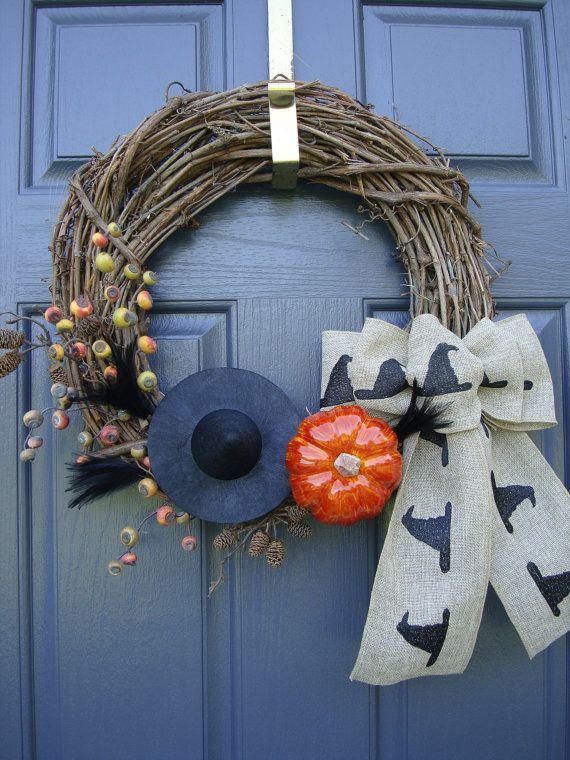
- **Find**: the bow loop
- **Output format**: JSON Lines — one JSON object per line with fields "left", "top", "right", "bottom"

{"left": 464, "top": 315, "right": 556, "bottom": 432}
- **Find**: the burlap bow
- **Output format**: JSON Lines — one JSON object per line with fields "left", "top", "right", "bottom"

{"left": 320, "top": 314, "right": 570, "bottom": 685}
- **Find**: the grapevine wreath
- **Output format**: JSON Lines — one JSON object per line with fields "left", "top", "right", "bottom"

{"left": 3, "top": 80, "right": 568, "bottom": 685}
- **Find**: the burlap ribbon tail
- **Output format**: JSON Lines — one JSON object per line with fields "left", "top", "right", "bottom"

{"left": 320, "top": 314, "right": 570, "bottom": 685}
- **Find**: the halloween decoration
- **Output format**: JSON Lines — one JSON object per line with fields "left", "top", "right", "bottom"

{"left": 286, "top": 405, "right": 402, "bottom": 525}
{"left": 147, "top": 367, "right": 301, "bottom": 523}
{"left": 2, "top": 76, "right": 567, "bottom": 688}
{"left": 66, "top": 455, "right": 147, "bottom": 509}
{"left": 321, "top": 313, "right": 570, "bottom": 685}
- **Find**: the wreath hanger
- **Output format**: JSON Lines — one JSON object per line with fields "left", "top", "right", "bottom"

{"left": 267, "top": 0, "right": 299, "bottom": 188}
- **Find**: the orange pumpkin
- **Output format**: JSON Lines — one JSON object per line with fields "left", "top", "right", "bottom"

{"left": 285, "top": 405, "right": 402, "bottom": 525}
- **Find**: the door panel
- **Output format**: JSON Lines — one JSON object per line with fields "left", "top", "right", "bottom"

{"left": 2, "top": 1, "right": 569, "bottom": 759}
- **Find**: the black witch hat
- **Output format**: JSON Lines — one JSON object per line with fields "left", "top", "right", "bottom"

{"left": 147, "top": 367, "right": 301, "bottom": 523}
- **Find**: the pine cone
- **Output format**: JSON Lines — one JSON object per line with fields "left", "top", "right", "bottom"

{"left": 0, "top": 329, "right": 25, "bottom": 349}
{"left": 266, "top": 539, "right": 285, "bottom": 568}
{"left": 286, "top": 503, "right": 311, "bottom": 522}
{"left": 0, "top": 351, "right": 22, "bottom": 378}
{"left": 76, "top": 315, "right": 103, "bottom": 339}
{"left": 287, "top": 520, "right": 312, "bottom": 539}
{"left": 248, "top": 530, "right": 271, "bottom": 557}
{"left": 48, "top": 363, "right": 71, "bottom": 385}
{"left": 213, "top": 527, "right": 238, "bottom": 551}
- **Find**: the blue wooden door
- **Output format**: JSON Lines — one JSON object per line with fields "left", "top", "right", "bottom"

{"left": 1, "top": 1, "right": 568, "bottom": 758}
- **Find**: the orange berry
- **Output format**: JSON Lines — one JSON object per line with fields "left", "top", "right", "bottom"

{"left": 156, "top": 505, "right": 175, "bottom": 526}
{"left": 44, "top": 305, "right": 63, "bottom": 324}
{"left": 92, "top": 232, "right": 109, "bottom": 248}
{"left": 181, "top": 535, "right": 198, "bottom": 551}
{"left": 69, "top": 341, "right": 88, "bottom": 360}
{"left": 99, "top": 424, "right": 120, "bottom": 446}
{"left": 103, "top": 366, "right": 118, "bottom": 383}
{"left": 52, "top": 410, "right": 70, "bottom": 430}
{"left": 70, "top": 296, "right": 93, "bottom": 318}
{"left": 104, "top": 285, "right": 121, "bottom": 302}
{"left": 137, "top": 335, "right": 157, "bottom": 355}
{"left": 136, "top": 291, "right": 153, "bottom": 310}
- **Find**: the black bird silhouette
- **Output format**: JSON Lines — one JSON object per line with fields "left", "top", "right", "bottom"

{"left": 320, "top": 354, "right": 354, "bottom": 407}
{"left": 402, "top": 502, "right": 452, "bottom": 572}
{"left": 354, "top": 358, "right": 407, "bottom": 400}
{"left": 527, "top": 562, "right": 570, "bottom": 617}
{"left": 491, "top": 471, "right": 536, "bottom": 533}
{"left": 420, "top": 429, "right": 449, "bottom": 466}
{"left": 419, "top": 343, "right": 473, "bottom": 397}
{"left": 481, "top": 372, "right": 508, "bottom": 389}
{"left": 397, "top": 608, "right": 450, "bottom": 667}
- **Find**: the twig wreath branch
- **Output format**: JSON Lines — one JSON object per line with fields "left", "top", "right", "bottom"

{"left": 6, "top": 80, "right": 502, "bottom": 574}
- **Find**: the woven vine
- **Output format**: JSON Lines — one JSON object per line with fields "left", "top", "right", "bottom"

{"left": 42, "top": 79, "right": 499, "bottom": 526}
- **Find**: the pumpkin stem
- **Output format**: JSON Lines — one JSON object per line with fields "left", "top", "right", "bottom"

{"left": 334, "top": 452, "right": 361, "bottom": 477}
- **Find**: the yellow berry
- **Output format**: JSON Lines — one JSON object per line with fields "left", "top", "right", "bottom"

{"left": 107, "top": 560, "right": 123, "bottom": 576}
{"left": 55, "top": 318, "right": 74, "bottom": 333}
{"left": 120, "top": 526, "right": 139, "bottom": 548}
{"left": 95, "top": 253, "right": 115, "bottom": 273}
{"left": 92, "top": 340, "right": 112, "bottom": 359}
{"left": 142, "top": 271, "right": 158, "bottom": 286}
{"left": 107, "top": 222, "right": 122, "bottom": 238}
{"left": 130, "top": 443, "right": 146, "bottom": 460}
{"left": 138, "top": 478, "right": 158, "bottom": 498}
{"left": 112, "top": 307, "right": 137, "bottom": 328}
{"left": 136, "top": 291, "right": 153, "bottom": 310}
{"left": 48, "top": 343, "right": 64, "bottom": 361}
{"left": 137, "top": 371, "right": 157, "bottom": 392}
{"left": 123, "top": 263, "right": 141, "bottom": 280}
{"left": 77, "top": 430, "right": 93, "bottom": 447}
{"left": 23, "top": 410, "right": 44, "bottom": 428}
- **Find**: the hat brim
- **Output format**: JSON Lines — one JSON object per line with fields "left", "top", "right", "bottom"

{"left": 147, "top": 367, "right": 301, "bottom": 523}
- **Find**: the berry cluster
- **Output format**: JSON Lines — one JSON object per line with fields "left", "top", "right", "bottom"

{"left": 108, "top": 506, "right": 198, "bottom": 576}
{"left": 10, "top": 217, "right": 316, "bottom": 588}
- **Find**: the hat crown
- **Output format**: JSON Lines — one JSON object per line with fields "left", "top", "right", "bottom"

{"left": 191, "top": 408, "right": 262, "bottom": 481}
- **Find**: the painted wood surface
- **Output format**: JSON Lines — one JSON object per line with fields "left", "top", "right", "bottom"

{"left": 1, "top": 1, "right": 568, "bottom": 759}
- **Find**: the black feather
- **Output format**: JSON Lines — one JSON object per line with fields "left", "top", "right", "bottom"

{"left": 80, "top": 340, "right": 155, "bottom": 420}
{"left": 392, "top": 381, "right": 451, "bottom": 442}
{"left": 66, "top": 455, "right": 146, "bottom": 509}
